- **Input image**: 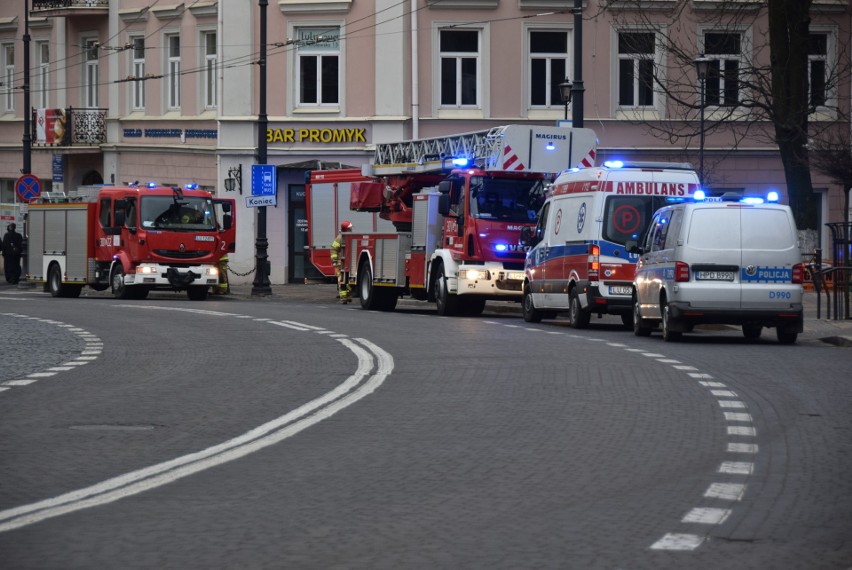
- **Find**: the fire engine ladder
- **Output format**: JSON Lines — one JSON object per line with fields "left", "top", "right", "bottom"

{"left": 367, "top": 126, "right": 509, "bottom": 176}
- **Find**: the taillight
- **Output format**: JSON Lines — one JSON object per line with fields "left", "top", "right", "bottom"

{"left": 588, "top": 244, "right": 600, "bottom": 280}
{"left": 675, "top": 261, "right": 690, "bottom": 282}
{"left": 792, "top": 262, "right": 804, "bottom": 284}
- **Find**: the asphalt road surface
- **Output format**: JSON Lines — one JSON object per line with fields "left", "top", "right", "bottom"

{"left": 1, "top": 289, "right": 851, "bottom": 569}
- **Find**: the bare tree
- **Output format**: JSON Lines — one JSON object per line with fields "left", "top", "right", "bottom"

{"left": 596, "top": 0, "right": 851, "bottom": 233}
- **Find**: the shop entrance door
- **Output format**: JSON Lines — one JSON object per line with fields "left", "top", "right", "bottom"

{"left": 288, "top": 184, "right": 323, "bottom": 283}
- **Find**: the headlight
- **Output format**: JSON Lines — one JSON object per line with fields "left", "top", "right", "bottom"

{"left": 136, "top": 266, "right": 157, "bottom": 274}
{"left": 206, "top": 267, "right": 219, "bottom": 276}
{"left": 459, "top": 269, "right": 490, "bottom": 281}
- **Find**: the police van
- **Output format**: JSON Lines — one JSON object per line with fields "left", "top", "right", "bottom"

{"left": 520, "top": 161, "right": 701, "bottom": 327}
{"left": 630, "top": 191, "right": 804, "bottom": 344}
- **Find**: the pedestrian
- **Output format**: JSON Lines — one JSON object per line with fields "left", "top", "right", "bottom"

{"left": 2, "top": 223, "right": 23, "bottom": 284}
{"left": 331, "top": 220, "right": 353, "bottom": 303}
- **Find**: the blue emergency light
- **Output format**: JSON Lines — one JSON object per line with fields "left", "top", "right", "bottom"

{"left": 494, "top": 243, "right": 508, "bottom": 252}
{"left": 184, "top": 183, "right": 199, "bottom": 190}
{"left": 452, "top": 157, "right": 471, "bottom": 167}
{"left": 603, "top": 160, "right": 625, "bottom": 169}
{"left": 146, "top": 181, "right": 158, "bottom": 188}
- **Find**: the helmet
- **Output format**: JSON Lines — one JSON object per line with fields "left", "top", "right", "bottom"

{"left": 341, "top": 220, "right": 353, "bottom": 232}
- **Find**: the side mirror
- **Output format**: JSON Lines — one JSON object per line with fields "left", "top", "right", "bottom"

{"left": 221, "top": 202, "right": 232, "bottom": 213}
{"left": 438, "top": 180, "right": 452, "bottom": 194}
{"left": 519, "top": 226, "right": 540, "bottom": 248}
{"left": 626, "top": 240, "right": 643, "bottom": 254}
{"left": 438, "top": 194, "right": 451, "bottom": 217}
{"left": 222, "top": 214, "right": 232, "bottom": 230}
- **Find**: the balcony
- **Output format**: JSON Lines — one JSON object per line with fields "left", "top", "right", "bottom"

{"left": 31, "top": 0, "right": 108, "bottom": 17}
{"left": 31, "top": 108, "right": 106, "bottom": 148}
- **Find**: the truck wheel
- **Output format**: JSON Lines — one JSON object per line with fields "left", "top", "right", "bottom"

{"left": 632, "top": 297, "right": 652, "bottom": 337}
{"left": 661, "top": 303, "right": 682, "bottom": 342}
{"left": 358, "top": 262, "right": 397, "bottom": 311}
{"left": 110, "top": 264, "right": 133, "bottom": 300}
{"left": 434, "top": 264, "right": 459, "bottom": 316}
{"left": 522, "top": 286, "right": 543, "bottom": 323}
{"left": 187, "top": 286, "right": 208, "bottom": 301}
{"left": 461, "top": 297, "right": 486, "bottom": 316}
{"left": 569, "top": 289, "right": 591, "bottom": 329}
{"left": 48, "top": 264, "right": 64, "bottom": 298}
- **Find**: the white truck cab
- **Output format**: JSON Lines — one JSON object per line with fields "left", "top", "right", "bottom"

{"left": 630, "top": 191, "right": 804, "bottom": 344}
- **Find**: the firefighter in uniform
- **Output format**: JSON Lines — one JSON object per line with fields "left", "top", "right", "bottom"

{"left": 213, "top": 253, "right": 230, "bottom": 295}
{"left": 331, "top": 220, "right": 353, "bottom": 303}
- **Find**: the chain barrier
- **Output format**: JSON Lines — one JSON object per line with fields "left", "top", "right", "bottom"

{"left": 227, "top": 266, "right": 256, "bottom": 277}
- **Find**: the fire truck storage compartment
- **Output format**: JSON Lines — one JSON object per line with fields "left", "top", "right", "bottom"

{"left": 412, "top": 192, "right": 442, "bottom": 253}
{"left": 352, "top": 234, "right": 411, "bottom": 284}
{"left": 309, "top": 180, "right": 395, "bottom": 253}
{"left": 350, "top": 182, "right": 385, "bottom": 211}
{"left": 30, "top": 205, "right": 89, "bottom": 282}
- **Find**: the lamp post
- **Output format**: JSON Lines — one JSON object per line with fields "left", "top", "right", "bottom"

{"left": 571, "top": 0, "right": 584, "bottom": 128}
{"left": 693, "top": 53, "right": 711, "bottom": 186}
{"left": 558, "top": 77, "right": 572, "bottom": 121}
{"left": 252, "top": 0, "right": 272, "bottom": 296}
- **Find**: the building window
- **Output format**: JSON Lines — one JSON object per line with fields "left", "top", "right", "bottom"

{"left": 440, "top": 29, "right": 480, "bottom": 107}
{"left": 84, "top": 39, "right": 99, "bottom": 107}
{"left": 529, "top": 30, "right": 568, "bottom": 108}
{"left": 808, "top": 32, "right": 828, "bottom": 109}
{"left": 203, "top": 31, "right": 217, "bottom": 109}
{"left": 167, "top": 34, "right": 181, "bottom": 110}
{"left": 703, "top": 31, "right": 743, "bottom": 107}
{"left": 131, "top": 37, "right": 145, "bottom": 111}
{"left": 3, "top": 43, "right": 15, "bottom": 112}
{"left": 36, "top": 41, "right": 50, "bottom": 108}
{"left": 617, "top": 32, "right": 656, "bottom": 107}
{"left": 296, "top": 27, "right": 339, "bottom": 107}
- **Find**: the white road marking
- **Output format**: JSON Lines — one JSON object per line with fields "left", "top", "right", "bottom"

{"left": 711, "top": 390, "right": 738, "bottom": 397}
{"left": 727, "top": 426, "right": 756, "bottom": 436}
{"left": 718, "top": 400, "right": 746, "bottom": 408}
{"left": 719, "top": 462, "right": 754, "bottom": 475}
{"left": 682, "top": 507, "right": 732, "bottom": 525}
{"left": 700, "top": 381, "right": 726, "bottom": 388}
{"left": 724, "top": 412, "right": 753, "bottom": 422}
{"left": 688, "top": 373, "right": 714, "bottom": 379}
{"left": 673, "top": 365, "right": 698, "bottom": 370}
{"left": 650, "top": 533, "right": 705, "bottom": 551}
{"left": 704, "top": 483, "right": 746, "bottom": 501}
{"left": 0, "top": 321, "right": 394, "bottom": 534}
{"left": 728, "top": 443, "right": 759, "bottom": 454}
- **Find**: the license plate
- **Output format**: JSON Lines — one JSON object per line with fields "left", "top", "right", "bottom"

{"left": 696, "top": 271, "right": 735, "bottom": 281}
{"left": 507, "top": 271, "right": 525, "bottom": 281}
{"left": 609, "top": 286, "right": 632, "bottom": 295}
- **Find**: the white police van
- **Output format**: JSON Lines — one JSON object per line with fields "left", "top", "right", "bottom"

{"left": 630, "top": 191, "right": 804, "bottom": 343}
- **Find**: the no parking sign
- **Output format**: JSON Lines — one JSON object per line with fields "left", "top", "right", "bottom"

{"left": 15, "top": 174, "right": 42, "bottom": 202}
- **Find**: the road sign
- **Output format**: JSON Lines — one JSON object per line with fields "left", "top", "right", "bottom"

{"left": 251, "top": 164, "right": 277, "bottom": 196}
{"left": 246, "top": 195, "right": 277, "bottom": 208}
{"left": 16, "top": 174, "right": 43, "bottom": 202}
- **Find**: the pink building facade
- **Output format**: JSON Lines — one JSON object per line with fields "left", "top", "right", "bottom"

{"left": 0, "top": 0, "right": 849, "bottom": 283}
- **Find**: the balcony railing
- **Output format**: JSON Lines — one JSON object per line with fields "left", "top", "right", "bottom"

{"left": 31, "top": 0, "right": 109, "bottom": 16}
{"left": 31, "top": 107, "right": 106, "bottom": 147}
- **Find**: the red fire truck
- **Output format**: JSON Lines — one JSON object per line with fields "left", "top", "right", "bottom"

{"left": 307, "top": 124, "right": 597, "bottom": 315}
{"left": 26, "top": 183, "right": 236, "bottom": 300}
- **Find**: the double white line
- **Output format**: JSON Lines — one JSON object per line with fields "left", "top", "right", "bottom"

{"left": 0, "top": 333, "right": 393, "bottom": 532}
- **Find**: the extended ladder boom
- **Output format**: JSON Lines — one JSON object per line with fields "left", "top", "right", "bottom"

{"left": 363, "top": 125, "right": 598, "bottom": 177}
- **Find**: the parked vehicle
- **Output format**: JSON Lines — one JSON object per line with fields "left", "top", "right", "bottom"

{"left": 307, "top": 125, "right": 598, "bottom": 315}
{"left": 27, "top": 183, "right": 236, "bottom": 300}
{"left": 629, "top": 191, "right": 804, "bottom": 344}
{"left": 520, "top": 161, "right": 701, "bottom": 327}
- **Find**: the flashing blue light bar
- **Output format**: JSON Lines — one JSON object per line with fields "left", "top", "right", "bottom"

{"left": 146, "top": 181, "right": 158, "bottom": 188}
{"left": 767, "top": 191, "right": 779, "bottom": 202}
{"left": 693, "top": 189, "right": 706, "bottom": 201}
{"left": 452, "top": 157, "right": 471, "bottom": 167}
{"left": 603, "top": 160, "right": 624, "bottom": 169}
{"left": 545, "top": 141, "right": 556, "bottom": 151}
{"left": 741, "top": 197, "right": 765, "bottom": 205}
{"left": 184, "top": 183, "right": 199, "bottom": 190}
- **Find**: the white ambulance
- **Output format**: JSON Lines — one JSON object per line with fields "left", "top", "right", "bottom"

{"left": 520, "top": 161, "right": 701, "bottom": 327}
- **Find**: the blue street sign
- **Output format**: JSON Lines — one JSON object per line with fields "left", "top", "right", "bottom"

{"left": 16, "top": 174, "right": 42, "bottom": 202}
{"left": 251, "top": 164, "right": 277, "bottom": 196}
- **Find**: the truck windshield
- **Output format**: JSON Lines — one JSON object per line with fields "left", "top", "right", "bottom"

{"left": 469, "top": 176, "right": 546, "bottom": 222}
{"left": 140, "top": 196, "right": 216, "bottom": 231}
{"left": 602, "top": 195, "right": 671, "bottom": 245}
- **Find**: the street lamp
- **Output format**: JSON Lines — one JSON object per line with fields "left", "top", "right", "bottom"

{"left": 559, "top": 77, "right": 572, "bottom": 121}
{"left": 252, "top": 0, "right": 272, "bottom": 296}
{"left": 693, "top": 53, "right": 711, "bottom": 186}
